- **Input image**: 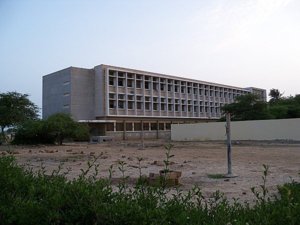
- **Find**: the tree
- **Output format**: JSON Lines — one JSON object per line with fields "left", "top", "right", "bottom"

{"left": 45, "top": 113, "right": 89, "bottom": 145}
{"left": 13, "top": 120, "right": 55, "bottom": 145}
{"left": 269, "top": 89, "right": 282, "bottom": 104}
{"left": 221, "top": 94, "right": 271, "bottom": 121}
{"left": 0, "top": 92, "right": 38, "bottom": 136}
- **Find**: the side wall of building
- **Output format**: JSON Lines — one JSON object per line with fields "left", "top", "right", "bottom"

{"left": 171, "top": 118, "right": 300, "bottom": 141}
{"left": 42, "top": 68, "right": 72, "bottom": 119}
{"left": 70, "top": 67, "right": 95, "bottom": 120}
{"left": 94, "top": 65, "right": 106, "bottom": 118}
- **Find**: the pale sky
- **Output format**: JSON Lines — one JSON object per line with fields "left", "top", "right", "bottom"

{"left": 1, "top": 0, "right": 299, "bottom": 112}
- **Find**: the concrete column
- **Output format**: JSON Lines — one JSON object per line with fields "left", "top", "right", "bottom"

{"left": 113, "top": 122, "right": 116, "bottom": 132}
{"left": 123, "top": 120, "right": 126, "bottom": 140}
{"left": 156, "top": 120, "right": 159, "bottom": 139}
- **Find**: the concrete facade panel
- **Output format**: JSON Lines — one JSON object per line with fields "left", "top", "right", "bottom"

{"left": 42, "top": 68, "right": 71, "bottom": 119}
{"left": 171, "top": 118, "right": 300, "bottom": 141}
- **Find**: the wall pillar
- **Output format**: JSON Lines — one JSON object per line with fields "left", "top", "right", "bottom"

{"left": 123, "top": 120, "right": 126, "bottom": 140}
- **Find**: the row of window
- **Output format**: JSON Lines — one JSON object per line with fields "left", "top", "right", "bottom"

{"left": 106, "top": 122, "right": 171, "bottom": 131}
{"left": 108, "top": 70, "right": 248, "bottom": 95}
{"left": 110, "top": 77, "right": 246, "bottom": 96}
{"left": 109, "top": 100, "right": 222, "bottom": 113}
{"left": 110, "top": 92, "right": 237, "bottom": 101}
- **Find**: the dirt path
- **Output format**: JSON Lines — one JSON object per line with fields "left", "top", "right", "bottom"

{"left": 2, "top": 140, "right": 300, "bottom": 202}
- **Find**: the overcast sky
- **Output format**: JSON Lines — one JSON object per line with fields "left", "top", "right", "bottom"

{"left": 1, "top": 0, "right": 299, "bottom": 111}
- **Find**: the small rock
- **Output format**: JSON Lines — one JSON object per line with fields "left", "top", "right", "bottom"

{"left": 242, "top": 192, "right": 247, "bottom": 195}
{"left": 39, "top": 150, "right": 44, "bottom": 153}
{"left": 12, "top": 151, "right": 20, "bottom": 155}
{"left": 90, "top": 152, "right": 95, "bottom": 156}
{"left": 100, "top": 155, "right": 108, "bottom": 159}
{"left": 45, "top": 150, "right": 54, "bottom": 153}
{"left": 55, "top": 150, "right": 58, "bottom": 152}
{"left": 66, "top": 149, "right": 72, "bottom": 152}
{"left": 28, "top": 150, "right": 32, "bottom": 153}
{"left": 1, "top": 151, "right": 7, "bottom": 155}
{"left": 121, "top": 155, "right": 126, "bottom": 158}
{"left": 80, "top": 151, "right": 84, "bottom": 154}
{"left": 127, "top": 157, "right": 133, "bottom": 161}
{"left": 192, "top": 172, "right": 196, "bottom": 175}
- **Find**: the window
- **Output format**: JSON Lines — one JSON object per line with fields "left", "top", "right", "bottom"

{"left": 159, "top": 123, "right": 164, "bottom": 130}
{"left": 109, "top": 100, "right": 115, "bottom": 109}
{"left": 136, "top": 81, "right": 142, "bottom": 88}
{"left": 128, "top": 101, "right": 134, "bottom": 109}
{"left": 151, "top": 123, "right": 158, "bottom": 130}
{"left": 145, "top": 102, "right": 150, "bottom": 110}
{"left": 127, "top": 80, "right": 133, "bottom": 87}
{"left": 145, "top": 81, "right": 150, "bottom": 89}
{"left": 118, "top": 79, "right": 124, "bottom": 87}
{"left": 181, "top": 86, "right": 185, "bottom": 93}
{"left": 109, "top": 77, "right": 115, "bottom": 85}
{"left": 137, "top": 102, "right": 142, "bottom": 110}
{"left": 118, "top": 101, "right": 124, "bottom": 109}
{"left": 134, "top": 123, "right": 141, "bottom": 131}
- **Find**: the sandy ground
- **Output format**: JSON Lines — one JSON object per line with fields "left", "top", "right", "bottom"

{"left": 1, "top": 140, "right": 300, "bottom": 202}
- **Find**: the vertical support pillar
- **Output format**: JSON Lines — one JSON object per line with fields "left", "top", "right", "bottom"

{"left": 123, "top": 120, "right": 126, "bottom": 140}
{"left": 140, "top": 120, "right": 144, "bottom": 150}
{"left": 156, "top": 120, "right": 159, "bottom": 139}
{"left": 226, "top": 113, "right": 232, "bottom": 176}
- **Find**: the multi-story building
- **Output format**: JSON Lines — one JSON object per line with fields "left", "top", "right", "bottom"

{"left": 43, "top": 64, "right": 266, "bottom": 139}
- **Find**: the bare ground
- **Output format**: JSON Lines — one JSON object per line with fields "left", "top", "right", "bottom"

{"left": 1, "top": 140, "right": 300, "bottom": 202}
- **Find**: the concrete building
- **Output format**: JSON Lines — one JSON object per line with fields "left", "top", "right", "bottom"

{"left": 43, "top": 64, "right": 266, "bottom": 139}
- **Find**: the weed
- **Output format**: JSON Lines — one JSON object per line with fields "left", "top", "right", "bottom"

{"left": 207, "top": 173, "right": 227, "bottom": 179}
{"left": 1, "top": 156, "right": 300, "bottom": 225}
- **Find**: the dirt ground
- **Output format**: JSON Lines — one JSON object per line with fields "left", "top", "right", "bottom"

{"left": 1, "top": 140, "right": 300, "bottom": 202}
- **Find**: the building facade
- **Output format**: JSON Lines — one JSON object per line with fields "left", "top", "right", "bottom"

{"left": 43, "top": 64, "right": 266, "bottom": 139}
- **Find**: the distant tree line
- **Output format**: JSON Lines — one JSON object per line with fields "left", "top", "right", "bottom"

{"left": 0, "top": 91, "right": 89, "bottom": 145}
{"left": 221, "top": 89, "right": 300, "bottom": 121}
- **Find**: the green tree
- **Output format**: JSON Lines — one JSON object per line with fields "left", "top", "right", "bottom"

{"left": 13, "top": 120, "right": 55, "bottom": 145}
{"left": 45, "top": 113, "right": 89, "bottom": 145}
{"left": 269, "top": 89, "right": 282, "bottom": 104}
{"left": 0, "top": 92, "right": 38, "bottom": 136}
{"left": 221, "top": 94, "right": 271, "bottom": 121}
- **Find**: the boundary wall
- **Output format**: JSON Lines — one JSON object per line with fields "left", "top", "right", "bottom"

{"left": 171, "top": 118, "right": 300, "bottom": 141}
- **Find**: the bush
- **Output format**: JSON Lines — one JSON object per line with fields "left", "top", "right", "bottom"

{"left": 13, "top": 120, "right": 55, "bottom": 145}
{"left": 0, "top": 156, "right": 299, "bottom": 225}
{"left": 13, "top": 113, "right": 90, "bottom": 145}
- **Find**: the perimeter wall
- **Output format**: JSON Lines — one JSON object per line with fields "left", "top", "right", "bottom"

{"left": 171, "top": 118, "right": 300, "bottom": 141}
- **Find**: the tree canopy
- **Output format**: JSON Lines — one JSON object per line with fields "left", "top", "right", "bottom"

{"left": 0, "top": 92, "right": 38, "bottom": 134}
{"left": 13, "top": 113, "right": 89, "bottom": 145}
{"left": 221, "top": 91, "right": 300, "bottom": 121}
{"left": 221, "top": 94, "right": 270, "bottom": 121}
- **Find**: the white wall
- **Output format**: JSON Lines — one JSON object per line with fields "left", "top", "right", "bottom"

{"left": 171, "top": 118, "right": 300, "bottom": 141}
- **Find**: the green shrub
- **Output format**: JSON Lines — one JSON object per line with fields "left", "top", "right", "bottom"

{"left": 13, "top": 120, "right": 55, "bottom": 145}
{"left": 13, "top": 113, "right": 90, "bottom": 145}
{"left": 0, "top": 156, "right": 299, "bottom": 225}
